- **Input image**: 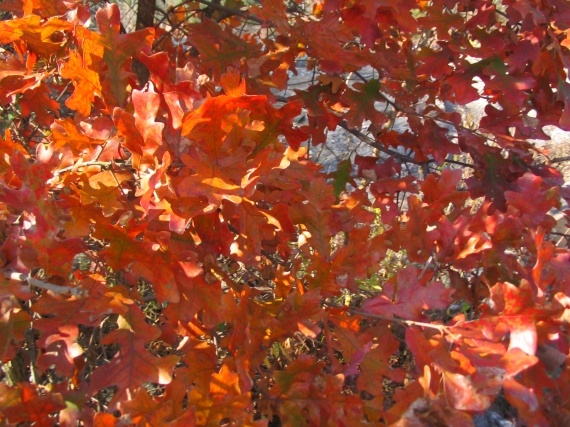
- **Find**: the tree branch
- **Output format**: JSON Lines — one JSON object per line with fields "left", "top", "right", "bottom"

{"left": 350, "top": 309, "right": 449, "bottom": 333}
{"left": 54, "top": 161, "right": 114, "bottom": 175}
{"left": 276, "top": 95, "right": 474, "bottom": 168}
{"left": 4, "top": 270, "right": 86, "bottom": 297}
{"left": 551, "top": 155, "right": 570, "bottom": 164}
{"left": 177, "top": 0, "right": 263, "bottom": 24}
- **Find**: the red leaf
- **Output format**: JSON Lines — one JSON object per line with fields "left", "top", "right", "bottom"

{"left": 396, "top": 195, "right": 440, "bottom": 262}
{"left": 341, "top": 79, "right": 389, "bottom": 128}
{"left": 443, "top": 371, "right": 492, "bottom": 411}
{"left": 363, "top": 266, "right": 453, "bottom": 320}
{"left": 186, "top": 19, "right": 257, "bottom": 78}
{"left": 0, "top": 297, "right": 31, "bottom": 362}
{"left": 357, "top": 335, "right": 405, "bottom": 393}
{"left": 505, "top": 173, "right": 559, "bottom": 228}
{"left": 458, "top": 281, "right": 542, "bottom": 356}
{"left": 89, "top": 307, "right": 178, "bottom": 405}
{"left": 422, "top": 169, "right": 467, "bottom": 213}
{"left": 95, "top": 224, "right": 185, "bottom": 303}
{"left": 250, "top": 0, "right": 289, "bottom": 34}
{"left": 120, "top": 387, "right": 176, "bottom": 426}
{"left": 187, "top": 363, "right": 254, "bottom": 426}
{"left": 95, "top": 4, "right": 154, "bottom": 106}
{"left": 2, "top": 383, "right": 66, "bottom": 427}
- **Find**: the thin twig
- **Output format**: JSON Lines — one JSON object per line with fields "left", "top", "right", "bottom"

{"left": 53, "top": 161, "right": 114, "bottom": 175}
{"left": 4, "top": 270, "right": 85, "bottom": 297}
{"left": 338, "top": 121, "right": 417, "bottom": 163}
{"left": 179, "top": 0, "right": 263, "bottom": 24}
{"left": 55, "top": 80, "right": 73, "bottom": 102}
{"left": 25, "top": 324, "right": 39, "bottom": 384}
{"left": 350, "top": 309, "right": 448, "bottom": 333}
{"left": 551, "top": 155, "right": 570, "bottom": 164}
{"left": 351, "top": 71, "right": 534, "bottom": 152}
{"left": 549, "top": 231, "right": 570, "bottom": 237}
{"left": 339, "top": 121, "right": 474, "bottom": 168}
{"left": 275, "top": 95, "right": 473, "bottom": 168}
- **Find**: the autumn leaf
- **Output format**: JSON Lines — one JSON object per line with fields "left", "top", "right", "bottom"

{"left": 362, "top": 266, "right": 453, "bottom": 320}
{"left": 0, "top": 14, "right": 72, "bottom": 57}
{"left": 250, "top": 0, "right": 289, "bottom": 34}
{"left": 482, "top": 57, "right": 536, "bottom": 107}
{"left": 19, "top": 85, "right": 60, "bottom": 127}
{"left": 341, "top": 79, "right": 389, "bottom": 128}
{"left": 251, "top": 100, "right": 307, "bottom": 151}
{"left": 59, "top": 50, "right": 102, "bottom": 117}
{"left": 113, "top": 88, "right": 165, "bottom": 167}
{"left": 505, "top": 173, "right": 559, "bottom": 228}
{"left": 475, "top": 281, "right": 541, "bottom": 355}
{"left": 270, "top": 354, "right": 366, "bottom": 425}
{"left": 181, "top": 93, "right": 267, "bottom": 144}
{"left": 396, "top": 195, "right": 440, "bottom": 262}
{"left": 0, "top": 1, "right": 569, "bottom": 425}
{"left": 0, "top": 297, "right": 31, "bottom": 362}
{"left": 357, "top": 335, "right": 405, "bottom": 395}
{"left": 89, "top": 307, "right": 178, "bottom": 404}
{"left": 186, "top": 19, "right": 258, "bottom": 78}
{"left": 330, "top": 159, "right": 353, "bottom": 199}
{"left": 422, "top": 169, "right": 468, "bottom": 215}
{"left": 94, "top": 224, "right": 183, "bottom": 303}
{"left": 1, "top": 383, "right": 66, "bottom": 427}
{"left": 76, "top": 169, "right": 132, "bottom": 217}
{"left": 443, "top": 371, "right": 493, "bottom": 411}
{"left": 174, "top": 152, "right": 245, "bottom": 206}
{"left": 50, "top": 118, "right": 104, "bottom": 154}
{"left": 120, "top": 387, "right": 177, "bottom": 426}
{"left": 187, "top": 363, "right": 254, "bottom": 426}
{"left": 131, "top": 89, "right": 165, "bottom": 155}
{"left": 95, "top": 4, "right": 154, "bottom": 106}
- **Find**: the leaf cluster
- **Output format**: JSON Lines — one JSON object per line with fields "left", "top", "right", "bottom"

{"left": 0, "top": 0, "right": 570, "bottom": 426}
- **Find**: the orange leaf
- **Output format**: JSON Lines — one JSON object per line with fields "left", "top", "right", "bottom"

{"left": 0, "top": 15, "right": 71, "bottom": 56}
{"left": 2, "top": 383, "right": 66, "bottom": 427}
{"left": 50, "top": 118, "right": 103, "bottom": 153}
{"left": 89, "top": 308, "right": 178, "bottom": 405}
{"left": 93, "top": 413, "right": 117, "bottom": 427}
{"left": 220, "top": 68, "right": 246, "bottom": 97}
{"left": 59, "top": 50, "right": 102, "bottom": 117}
{"left": 77, "top": 169, "right": 132, "bottom": 217}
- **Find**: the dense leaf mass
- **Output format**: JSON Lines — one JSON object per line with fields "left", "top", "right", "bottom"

{"left": 0, "top": 0, "right": 570, "bottom": 425}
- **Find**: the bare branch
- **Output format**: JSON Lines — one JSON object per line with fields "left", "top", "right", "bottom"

{"left": 53, "top": 161, "right": 114, "bottom": 175}
{"left": 551, "top": 155, "right": 570, "bottom": 164}
{"left": 4, "top": 270, "right": 86, "bottom": 297}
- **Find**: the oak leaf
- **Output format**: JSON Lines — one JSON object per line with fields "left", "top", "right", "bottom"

{"left": 363, "top": 266, "right": 453, "bottom": 321}
{"left": 88, "top": 307, "right": 178, "bottom": 405}
{"left": 0, "top": 297, "right": 30, "bottom": 362}
{"left": 2, "top": 383, "right": 66, "bottom": 427}
{"left": 341, "top": 79, "right": 389, "bottom": 128}
{"left": 59, "top": 50, "right": 102, "bottom": 117}
{"left": 0, "top": 14, "right": 71, "bottom": 57}
{"left": 95, "top": 4, "right": 154, "bottom": 107}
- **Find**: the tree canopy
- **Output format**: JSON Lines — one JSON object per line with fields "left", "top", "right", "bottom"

{"left": 1, "top": 0, "right": 570, "bottom": 425}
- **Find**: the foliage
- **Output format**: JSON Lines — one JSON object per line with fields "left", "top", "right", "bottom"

{"left": 0, "top": 0, "right": 570, "bottom": 425}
